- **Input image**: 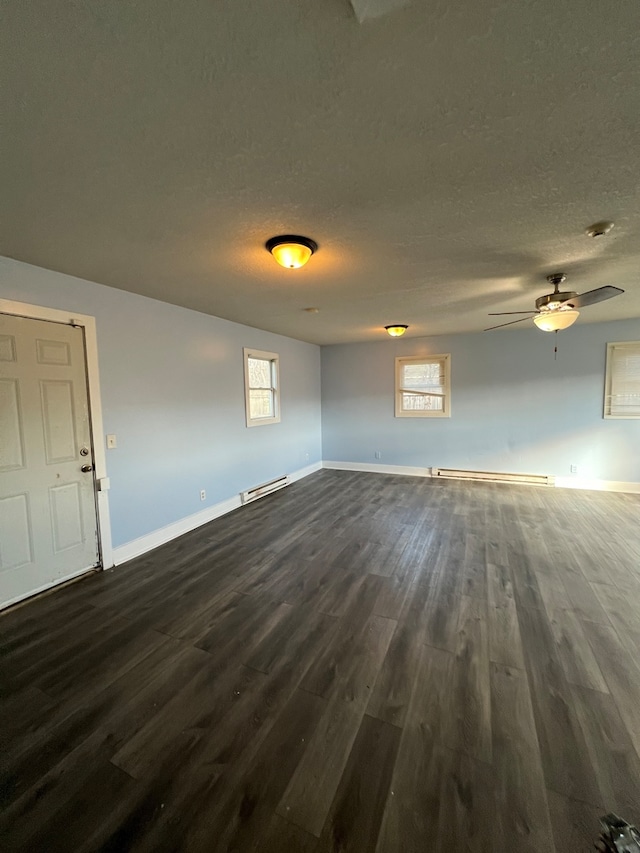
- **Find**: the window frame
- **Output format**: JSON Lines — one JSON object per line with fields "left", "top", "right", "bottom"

{"left": 395, "top": 354, "right": 451, "bottom": 418}
{"left": 604, "top": 341, "right": 640, "bottom": 419}
{"left": 243, "top": 347, "right": 281, "bottom": 427}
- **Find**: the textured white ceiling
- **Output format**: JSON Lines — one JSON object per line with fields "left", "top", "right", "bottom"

{"left": 1, "top": 0, "right": 640, "bottom": 344}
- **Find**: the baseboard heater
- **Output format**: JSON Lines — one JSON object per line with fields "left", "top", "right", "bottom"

{"left": 431, "top": 467, "right": 554, "bottom": 487}
{"left": 240, "top": 475, "right": 289, "bottom": 505}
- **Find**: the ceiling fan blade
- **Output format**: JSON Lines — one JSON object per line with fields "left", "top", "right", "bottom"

{"left": 560, "top": 286, "right": 624, "bottom": 308}
{"left": 484, "top": 316, "right": 533, "bottom": 332}
{"left": 488, "top": 311, "right": 538, "bottom": 316}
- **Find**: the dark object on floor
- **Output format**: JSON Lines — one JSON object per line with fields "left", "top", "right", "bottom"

{"left": 598, "top": 814, "right": 640, "bottom": 852}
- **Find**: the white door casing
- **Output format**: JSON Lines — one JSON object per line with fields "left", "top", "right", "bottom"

{"left": 0, "top": 301, "right": 112, "bottom": 608}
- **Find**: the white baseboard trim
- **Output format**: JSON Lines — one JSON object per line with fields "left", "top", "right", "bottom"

{"left": 110, "top": 461, "right": 640, "bottom": 567}
{"left": 323, "top": 460, "right": 433, "bottom": 478}
{"left": 112, "top": 461, "right": 323, "bottom": 566}
{"left": 289, "top": 461, "right": 323, "bottom": 482}
{"left": 554, "top": 477, "right": 640, "bottom": 494}
{"left": 324, "top": 461, "right": 640, "bottom": 494}
{"left": 112, "top": 495, "right": 241, "bottom": 565}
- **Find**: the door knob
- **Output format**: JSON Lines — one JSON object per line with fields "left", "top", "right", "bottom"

{"left": 81, "top": 464, "right": 93, "bottom": 473}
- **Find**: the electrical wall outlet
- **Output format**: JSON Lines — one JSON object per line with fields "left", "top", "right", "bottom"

{"left": 200, "top": 489, "right": 206, "bottom": 501}
{"left": 375, "top": 451, "right": 382, "bottom": 459}
{"left": 305, "top": 451, "right": 310, "bottom": 461}
{"left": 570, "top": 464, "right": 578, "bottom": 474}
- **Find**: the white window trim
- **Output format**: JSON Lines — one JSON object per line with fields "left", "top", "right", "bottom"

{"left": 604, "top": 341, "right": 640, "bottom": 419}
{"left": 243, "top": 347, "right": 281, "bottom": 427}
{"left": 395, "top": 354, "right": 451, "bottom": 418}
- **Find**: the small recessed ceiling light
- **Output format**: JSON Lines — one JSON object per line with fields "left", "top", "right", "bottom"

{"left": 586, "top": 221, "right": 614, "bottom": 238}
{"left": 385, "top": 324, "right": 409, "bottom": 337}
{"left": 266, "top": 235, "right": 317, "bottom": 269}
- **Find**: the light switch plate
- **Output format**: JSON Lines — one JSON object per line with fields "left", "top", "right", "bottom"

{"left": 106, "top": 434, "right": 117, "bottom": 449}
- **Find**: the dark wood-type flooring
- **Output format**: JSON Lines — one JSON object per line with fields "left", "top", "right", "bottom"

{"left": 2, "top": 470, "right": 640, "bottom": 852}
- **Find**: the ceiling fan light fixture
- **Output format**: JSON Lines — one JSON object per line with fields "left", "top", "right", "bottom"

{"left": 266, "top": 235, "right": 317, "bottom": 269}
{"left": 533, "top": 309, "right": 580, "bottom": 332}
{"left": 385, "top": 324, "right": 409, "bottom": 337}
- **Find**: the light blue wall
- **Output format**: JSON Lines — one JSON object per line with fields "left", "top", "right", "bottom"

{"left": 0, "top": 257, "right": 322, "bottom": 547}
{"left": 321, "top": 319, "right": 640, "bottom": 483}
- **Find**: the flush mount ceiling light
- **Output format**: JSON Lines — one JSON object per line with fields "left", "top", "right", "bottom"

{"left": 533, "top": 309, "right": 580, "bottom": 332}
{"left": 385, "top": 324, "right": 409, "bottom": 337}
{"left": 586, "top": 220, "right": 614, "bottom": 238}
{"left": 266, "top": 235, "right": 317, "bottom": 269}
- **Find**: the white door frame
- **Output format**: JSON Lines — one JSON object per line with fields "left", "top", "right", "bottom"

{"left": 0, "top": 298, "right": 113, "bottom": 577}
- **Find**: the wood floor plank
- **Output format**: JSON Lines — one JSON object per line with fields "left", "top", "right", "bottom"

{"left": 2, "top": 605, "right": 131, "bottom": 691}
{"left": 461, "top": 532, "right": 487, "bottom": 599}
{"left": 277, "top": 612, "right": 395, "bottom": 836}
{"left": 372, "top": 575, "right": 417, "bottom": 620}
{"left": 316, "top": 714, "right": 400, "bottom": 852}
{"left": 591, "top": 581, "right": 640, "bottom": 634}
{"left": 110, "top": 662, "right": 261, "bottom": 780}
{"left": 2, "top": 636, "right": 206, "bottom": 807}
{"left": 123, "top": 685, "right": 328, "bottom": 853}
{"left": 546, "top": 790, "right": 605, "bottom": 853}
{"left": 507, "top": 544, "right": 546, "bottom": 611}
{"left": 435, "top": 746, "right": 494, "bottom": 853}
{"left": 442, "top": 595, "right": 492, "bottom": 763}
{"left": 516, "top": 605, "right": 602, "bottom": 804}
{"left": 276, "top": 691, "right": 368, "bottom": 837}
{"left": 486, "top": 562, "right": 514, "bottom": 609}
{"left": 490, "top": 662, "right": 554, "bottom": 852}
{"left": 314, "top": 565, "right": 367, "bottom": 617}
{"left": 581, "top": 619, "right": 640, "bottom": 761}
{"left": 246, "top": 606, "right": 338, "bottom": 676}
{"left": 570, "top": 684, "right": 640, "bottom": 826}
{"left": 0, "top": 755, "right": 135, "bottom": 853}
{"left": 0, "top": 685, "right": 58, "bottom": 741}
{"left": 375, "top": 644, "right": 453, "bottom": 852}
{"left": 366, "top": 583, "right": 431, "bottom": 727}
{"left": 420, "top": 590, "right": 461, "bottom": 652}
{"left": 486, "top": 563, "right": 525, "bottom": 668}
{"left": 560, "top": 569, "right": 610, "bottom": 624}
{"left": 300, "top": 575, "right": 385, "bottom": 699}
{"left": 194, "top": 593, "right": 292, "bottom": 663}
{"left": 534, "top": 569, "right": 573, "bottom": 613}
{"left": 255, "top": 814, "right": 319, "bottom": 853}
{"left": 547, "top": 607, "right": 609, "bottom": 692}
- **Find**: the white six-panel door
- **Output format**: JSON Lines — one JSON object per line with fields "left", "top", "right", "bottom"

{"left": 0, "top": 313, "right": 100, "bottom": 607}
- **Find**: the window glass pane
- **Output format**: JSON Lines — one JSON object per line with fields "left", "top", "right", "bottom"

{"left": 248, "top": 357, "right": 271, "bottom": 389}
{"left": 607, "top": 344, "right": 640, "bottom": 417}
{"left": 402, "top": 392, "right": 443, "bottom": 411}
{"left": 249, "top": 389, "right": 274, "bottom": 419}
{"left": 402, "top": 361, "right": 444, "bottom": 392}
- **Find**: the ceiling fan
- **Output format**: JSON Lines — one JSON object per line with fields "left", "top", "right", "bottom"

{"left": 485, "top": 273, "right": 624, "bottom": 332}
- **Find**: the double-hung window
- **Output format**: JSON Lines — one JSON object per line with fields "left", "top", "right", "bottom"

{"left": 604, "top": 341, "right": 640, "bottom": 418}
{"left": 395, "top": 354, "right": 451, "bottom": 417}
{"left": 243, "top": 348, "right": 280, "bottom": 427}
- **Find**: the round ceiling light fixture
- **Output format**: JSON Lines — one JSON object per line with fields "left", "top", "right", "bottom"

{"left": 385, "top": 324, "right": 409, "bottom": 337}
{"left": 533, "top": 309, "right": 580, "bottom": 332}
{"left": 266, "top": 235, "right": 317, "bottom": 269}
{"left": 586, "top": 220, "right": 614, "bottom": 238}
